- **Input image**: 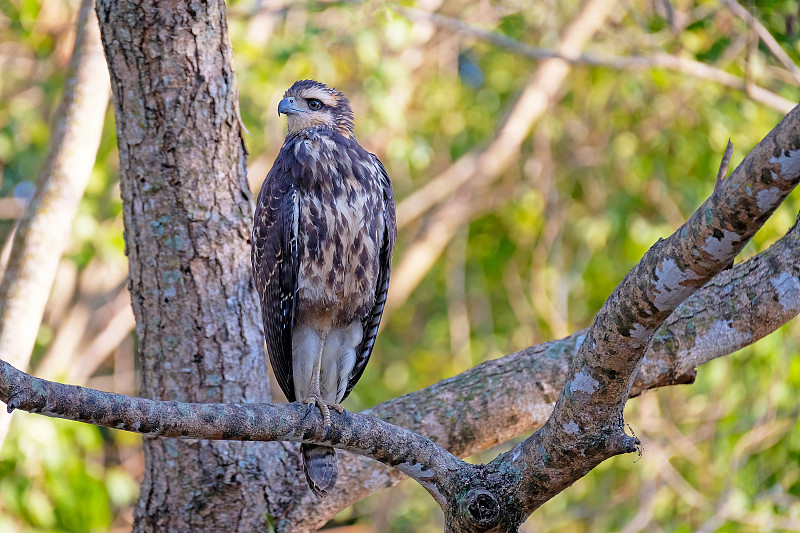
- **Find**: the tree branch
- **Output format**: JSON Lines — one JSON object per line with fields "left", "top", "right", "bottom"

{"left": 3, "top": 182, "right": 800, "bottom": 528}
{"left": 3, "top": 192, "right": 799, "bottom": 528}
{"left": 1, "top": 205, "right": 799, "bottom": 530}
{"left": 0, "top": 359, "right": 465, "bottom": 506}
{"left": 500, "top": 103, "right": 800, "bottom": 518}
{"left": 1, "top": 101, "right": 799, "bottom": 528}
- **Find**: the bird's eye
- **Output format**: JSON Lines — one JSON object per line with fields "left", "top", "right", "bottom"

{"left": 307, "top": 99, "right": 322, "bottom": 110}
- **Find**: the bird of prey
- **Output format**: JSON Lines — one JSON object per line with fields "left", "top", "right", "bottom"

{"left": 252, "top": 80, "right": 396, "bottom": 497}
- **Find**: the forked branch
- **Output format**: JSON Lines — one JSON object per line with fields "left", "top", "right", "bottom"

{"left": 1, "top": 107, "right": 799, "bottom": 531}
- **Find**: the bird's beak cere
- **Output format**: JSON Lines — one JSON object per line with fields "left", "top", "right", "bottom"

{"left": 278, "top": 97, "right": 301, "bottom": 117}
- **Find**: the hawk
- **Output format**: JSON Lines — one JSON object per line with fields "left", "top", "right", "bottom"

{"left": 252, "top": 80, "right": 396, "bottom": 496}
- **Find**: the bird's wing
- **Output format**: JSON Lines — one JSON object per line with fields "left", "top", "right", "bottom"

{"left": 343, "top": 155, "right": 397, "bottom": 399}
{"left": 252, "top": 161, "right": 299, "bottom": 402}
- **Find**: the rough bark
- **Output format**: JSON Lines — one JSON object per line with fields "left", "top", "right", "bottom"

{"left": 94, "top": 1, "right": 298, "bottom": 530}
{"left": 0, "top": 0, "right": 110, "bottom": 448}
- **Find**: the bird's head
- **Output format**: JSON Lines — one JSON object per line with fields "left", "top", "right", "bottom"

{"left": 278, "top": 80, "right": 355, "bottom": 138}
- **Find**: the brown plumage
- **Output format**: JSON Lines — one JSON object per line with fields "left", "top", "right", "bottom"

{"left": 252, "top": 80, "right": 396, "bottom": 496}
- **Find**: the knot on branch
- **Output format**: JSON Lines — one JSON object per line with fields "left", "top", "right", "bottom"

{"left": 0, "top": 360, "right": 38, "bottom": 413}
{"left": 463, "top": 488, "right": 500, "bottom": 529}
{"left": 608, "top": 422, "right": 642, "bottom": 456}
{"left": 5, "top": 386, "right": 42, "bottom": 414}
{"left": 445, "top": 459, "right": 529, "bottom": 532}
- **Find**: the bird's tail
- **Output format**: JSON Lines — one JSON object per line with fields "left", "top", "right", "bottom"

{"left": 301, "top": 443, "right": 338, "bottom": 497}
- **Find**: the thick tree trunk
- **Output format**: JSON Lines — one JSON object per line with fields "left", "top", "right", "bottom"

{"left": 95, "top": 1, "right": 299, "bottom": 529}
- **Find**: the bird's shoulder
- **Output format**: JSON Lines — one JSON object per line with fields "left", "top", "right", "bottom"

{"left": 284, "top": 126, "right": 358, "bottom": 158}
{"left": 274, "top": 127, "right": 386, "bottom": 188}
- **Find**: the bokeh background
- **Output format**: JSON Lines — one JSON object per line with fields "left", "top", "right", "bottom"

{"left": 2, "top": 0, "right": 800, "bottom": 531}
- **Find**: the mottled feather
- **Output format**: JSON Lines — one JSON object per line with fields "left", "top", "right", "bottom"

{"left": 345, "top": 155, "right": 396, "bottom": 398}
{"left": 252, "top": 168, "right": 298, "bottom": 401}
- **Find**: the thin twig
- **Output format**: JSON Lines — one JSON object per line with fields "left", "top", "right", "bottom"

{"left": 398, "top": 7, "right": 796, "bottom": 114}
{"left": 716, "top": 139, "right": 734, "bottom": 189}
{"left": 722, "top": 0, "right": 800, "bottom": 84}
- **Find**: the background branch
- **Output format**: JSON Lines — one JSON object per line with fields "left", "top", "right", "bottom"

{"left": 395, "top": 0, "right": 621, "bottom": 231}
{"left": 388, "top": 0, "right": 622, "bottom": 314}
{"left": 398, "top": 7, "right": 797, "bottom": 114}
{"left": 0, "top": 0, "right": 110, "bottom": 450}
{"left": 721, "top": 0, "right": 800, "bottom": 85}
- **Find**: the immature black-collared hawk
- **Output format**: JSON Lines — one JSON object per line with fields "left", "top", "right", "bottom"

{"left": 252, "top": 80, "right": 396, "bottom": 496}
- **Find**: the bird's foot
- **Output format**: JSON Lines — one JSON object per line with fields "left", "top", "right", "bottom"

{"left": 302, "top": 396, "right": 344, "bottom": 439}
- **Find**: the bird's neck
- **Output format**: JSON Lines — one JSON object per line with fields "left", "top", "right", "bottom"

{"left": 286, "top": 125, "right": 355, "bottom": 142}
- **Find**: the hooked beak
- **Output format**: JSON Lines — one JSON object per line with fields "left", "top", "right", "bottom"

{"left": 278, "top": 97, "right": 301, "bottom": 116}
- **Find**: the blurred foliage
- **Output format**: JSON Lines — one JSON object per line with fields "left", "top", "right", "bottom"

{"left": 1, "top": 0, "right": 800, "bottom": 531}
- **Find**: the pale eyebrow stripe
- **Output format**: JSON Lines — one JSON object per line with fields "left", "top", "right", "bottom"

{"left": 298, "top": 88, "right": 338, "bottom": 107}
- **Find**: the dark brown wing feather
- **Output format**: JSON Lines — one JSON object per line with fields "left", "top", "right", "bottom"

{"left": 343, "top": 155, "right": 397, "bottom": 400}
{"left": 252, "top": 159, "right": 299, "bottom": 402}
